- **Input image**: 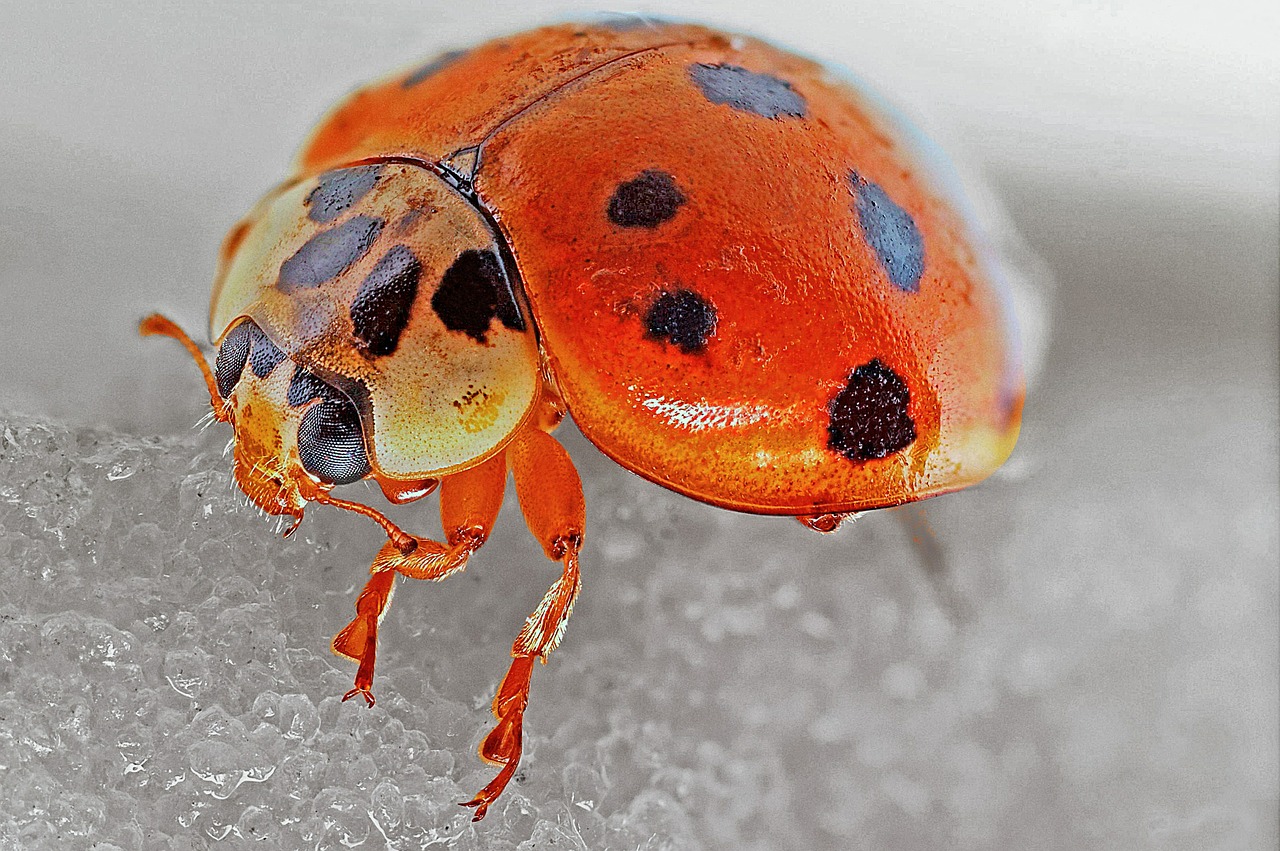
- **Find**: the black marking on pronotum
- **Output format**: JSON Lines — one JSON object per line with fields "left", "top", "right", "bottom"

{"left": 402, "top": 50, "right": 467, "bottom": 88}
{"left": 305, "top": 165, "right": 383, "bottom": 224}
{"left": 827, "top": 359, "right": 916, "bottom": 461}
{"left": 432, "top": 248, "right": 525, "bottom": 342}
{"left": 214, "top": 322, "right": 253, "bottom": 398}
{"left": 607, "top": 170, "right": 686, "bottom": 228}
{"left": 644, "top": 289, "right": 717, "bottom": 353}
{"left": 399, "top": 157, "right": 532, "bottom": 341}
{"left": 246, "top": 324, "right": 286, "bottom": 379}
{"left": 688, "top": 63, "right": 806, "bottom": 119}
{"left": 350, "top": 245, "right": 422, "bottom": 357}
{"left": 296, "top": 395, "right": 370, "bottom": 485}
{"left": 356, "top": 155, "right": 532, "bottom": 351}
{"left": 278, "top": 215, "right": 384, "bottom": 292}
{"left": 849, "top": 171, "right": 925, "bottom": 293}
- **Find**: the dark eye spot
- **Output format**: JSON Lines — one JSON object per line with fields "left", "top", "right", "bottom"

{"left": 350, "top": 245, "right": 421, "bottom": 357}
{"left": 849, "top": 172, "right": 925, "bottom": 293}
{"left": 431, "top": 248, "right": 524, "bottom": 342}
{"left": 402, "top": 50, "right": 466, "bottom": 88}
{"left": 607, "top": 170, "right": 686, "bottom": 228}
{"left": 689, "top": 63, "right": 806, "bottom": 119}
{"left": 278, "top": 215, "right": 384, "bottom": 293}
{"left": 827, "top": 359, "right": 916, "bottom": 462}
{"left": 297, "top": 396, "right": 370, "bottom": 485}
{"left": 645, "top": 289, "right": 717, "bottom": 353}
{"left": 214, "top": 322, "right": 252, "bottom": 397}
{"left": 305, "top": 165, "right": 383, "bottom": 224}
{"left": 287, "top": 364, "right": 344, "bottom": 408}
{"left": 246, "top": 324, "right": 286, "bottom": 379}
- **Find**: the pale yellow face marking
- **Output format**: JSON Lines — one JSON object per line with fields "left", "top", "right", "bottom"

{"left": 223, "top": 344, "right": 312, "bottom": 516}
{"left": 210, "top": 163, "right": 541, "bottom": 478}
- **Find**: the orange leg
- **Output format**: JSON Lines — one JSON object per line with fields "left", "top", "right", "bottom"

{"left": 461, "top": 427, "right": 584, "bottom": 821}
{"left": 138, "top": 313, "right": 228, "bottom": 420}
{"left": 330, "top": 450, "right": 508, "bottom": 706}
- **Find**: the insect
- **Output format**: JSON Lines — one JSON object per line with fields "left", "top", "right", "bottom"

{"left": 141, "top": 20, "right": 1022, "bottom": 820}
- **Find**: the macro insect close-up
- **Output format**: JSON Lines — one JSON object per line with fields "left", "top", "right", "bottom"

{"left": 141, "top": 20, "right": 1023, "bottom": 820}
{"left": 1, "top": 4, "right": 1274, "bottom": 849}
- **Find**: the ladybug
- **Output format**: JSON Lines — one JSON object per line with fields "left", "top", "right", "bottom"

{"left": 141, "top": 19, "right": 1021, "bottom": 820}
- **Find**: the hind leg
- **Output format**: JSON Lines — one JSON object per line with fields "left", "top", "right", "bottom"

{"left": 461, "top": 427, "right": 584, "bottom": 820}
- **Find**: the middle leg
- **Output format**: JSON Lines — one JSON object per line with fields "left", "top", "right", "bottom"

{"left": 331, "top": 450, "right": 508, "bottom": 706}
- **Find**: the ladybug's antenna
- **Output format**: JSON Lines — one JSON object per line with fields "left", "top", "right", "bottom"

{"left": 139, "top": 313, "right": 229, "bottom": 420}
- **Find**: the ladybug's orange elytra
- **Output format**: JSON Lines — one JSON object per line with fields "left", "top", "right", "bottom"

{"left": 142, "top": 20, "right": 1022, "bottom": 821}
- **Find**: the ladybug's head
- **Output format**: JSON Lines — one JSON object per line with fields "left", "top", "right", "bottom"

{"left": 216, "top": 318, "right": 377, "bottom": 524}
{"left": 140, "top": 314, "right": 370, "bottom": 527}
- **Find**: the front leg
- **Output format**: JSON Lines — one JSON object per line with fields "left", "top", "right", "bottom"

{"left": 330, "top": 451, "right": 508, "bottom": 706}
{"left": 461, "top": 426, "right": 584, "bottom": 821}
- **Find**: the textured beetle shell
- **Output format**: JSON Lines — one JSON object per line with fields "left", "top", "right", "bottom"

{"left": 216, "top": 21, "right": 1022, "bottom": 512}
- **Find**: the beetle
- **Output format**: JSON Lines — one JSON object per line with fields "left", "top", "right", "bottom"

{"left": 141, "top": 20, "right": 1022, "bottom": 819}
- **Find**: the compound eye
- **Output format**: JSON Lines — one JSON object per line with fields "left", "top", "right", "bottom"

{"left": 246, "top": 324, "right": 286, "bottom": 379}
{"left": 297, "top": 395, "right": 371, "bottom": 485}
{"left": 214, "top": 322, "right": 253, "bottom": 398}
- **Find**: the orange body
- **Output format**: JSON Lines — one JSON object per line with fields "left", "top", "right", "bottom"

{"left": 299, "top": 21, "right": 1022, "bottom": 513}
{"left": 143, "top": 20, "right": 1022, "bottom": 821}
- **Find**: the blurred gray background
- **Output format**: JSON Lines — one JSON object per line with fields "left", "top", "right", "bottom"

{"left": 0, "top": 1, "right": 1275, "bottom": 849}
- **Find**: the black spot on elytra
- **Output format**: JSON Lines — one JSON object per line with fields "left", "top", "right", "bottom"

{"left": 402, "top": 50, "right": 466, "bottom": 88}
{"left": 287, "top": 365, "right": 344, "bottom": 408}
{"left": 305, "top": 165, "right": 382, "bottom": 224}
{"left": 214, "top": 322, "right": 252, "bottom": 398}
{"left": 278, "top": 215, "right": 384, "bottom": 293}
{"left": 645, "top": 289, "right": 717, "bottom": 353}
{"left": 850, "top": 172, "right": 924, "bottom": 293}
{"left": 689, "top": 63, "right": 806, "bottom": 119}
{"left": 297, "top": 395, "right": 370, "bottom": 485}
{"left": 607, "top": 170, "right": 686, "bottom": 228}
{"left": 431, "top": 248, "right": 524, "bottom": 342}
{"left": 827, "top": 359, "right": 916, "bottom": 461}
{"left": 246, "top": 324, "right": 286, "bottom": 379}
{"left": 350, "top": 245, "right": 421, "bottom": 357}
